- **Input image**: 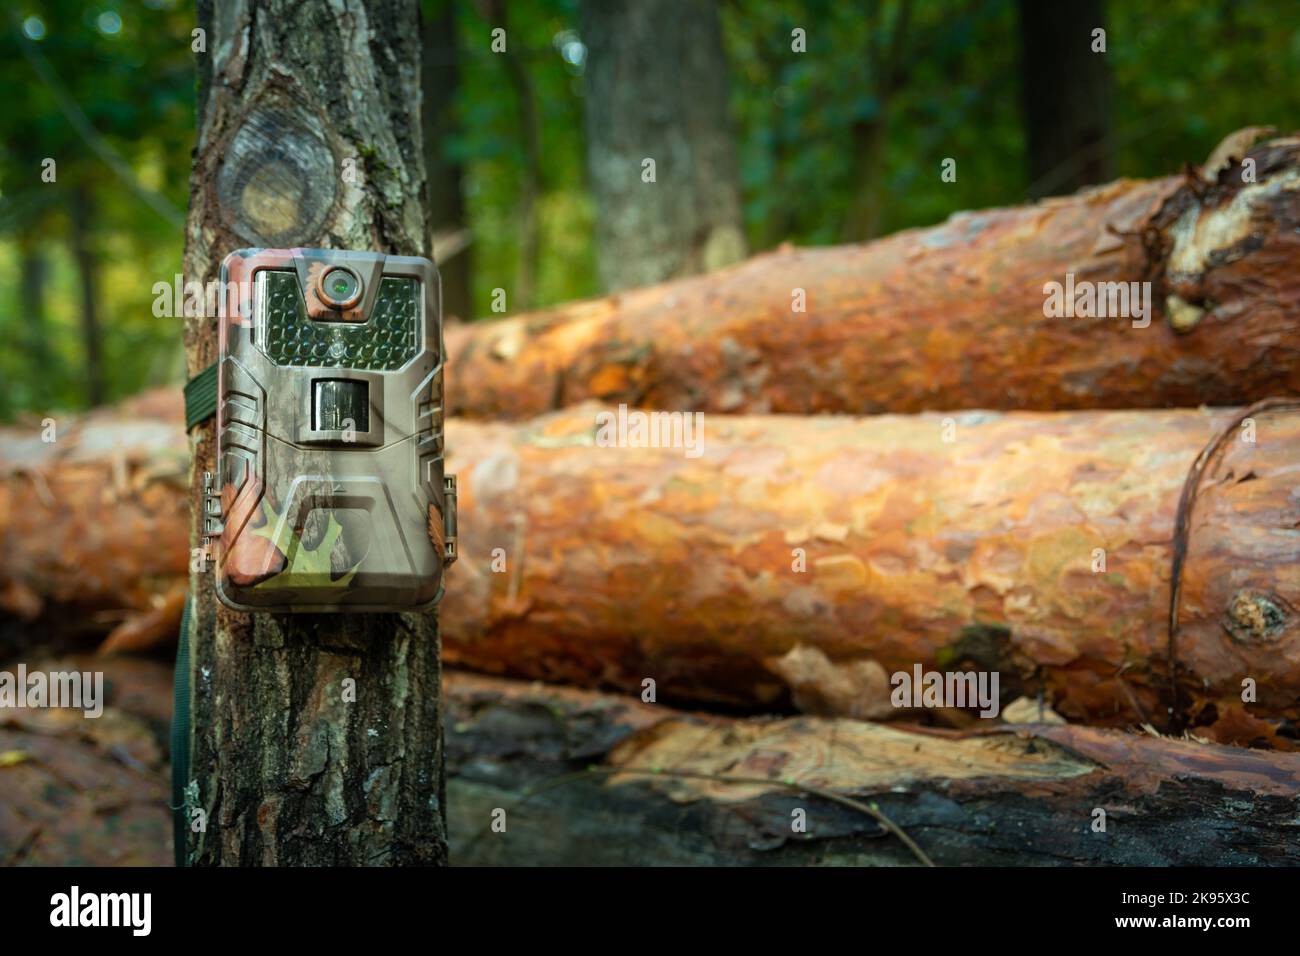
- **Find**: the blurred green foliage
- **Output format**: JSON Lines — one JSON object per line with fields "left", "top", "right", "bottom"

{"left": 0, "top": 0, "right": 192, "bottom": 419}
{"left": 1, "top": 0, "right": 1298, "bottom": 420}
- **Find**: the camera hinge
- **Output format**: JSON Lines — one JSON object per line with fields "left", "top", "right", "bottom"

{"left": 443, "top": 474, "right": 458, "bottom": 567}
{"left": 201, "top": 471, "right": 223, "bottom": 539}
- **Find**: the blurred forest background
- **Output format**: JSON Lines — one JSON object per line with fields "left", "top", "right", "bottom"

{"left": 0, "top": 0, "right": 1297, "bottom": 421}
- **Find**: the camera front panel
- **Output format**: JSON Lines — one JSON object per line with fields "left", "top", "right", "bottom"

{"left": 212, "top": 248, "right": 449, "bottom": 613}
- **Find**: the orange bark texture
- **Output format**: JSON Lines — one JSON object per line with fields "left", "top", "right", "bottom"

{"left": 0, "top": 390, "right": 189, "bottom": 644}
{"left": 4, "top": 391, "right": 1297, "bottom": 749}
{"left": 447, "top": 136, "right": 1300, "bottom": 419}
{"left": 440, "top": 403, "right": 1300, "bottom": 748}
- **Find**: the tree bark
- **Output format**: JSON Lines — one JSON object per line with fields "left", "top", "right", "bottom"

{"left": 447, "top": 672, "right": 1300, "bottom": 866}
{"left": 439, "top": 403, "right": 1300, "bottom": 748}
{"left": 580, "top": 0, "right": 747, "bottom": 292}
{"left": 422, "top": 0, "right": 472, "bottom": 321}
{"left": 180, "top": 0, "right": 446, "bottom": 865}
{"left": 1018, "top": 0, "right": 1113, "bottom": 198}
{"left": 446, "top": 133, "right": 1300, "bottom": 419}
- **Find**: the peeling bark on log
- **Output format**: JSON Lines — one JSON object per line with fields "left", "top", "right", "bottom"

{"left": 446, "top": 134, "right": 1300, "bottom": 419}
{"left": 180, "top": 0, "right": 445, "bottom": 865}
{"left": 0, "top": 389, "right": 189, "bottom": 648}
{"left": 446, "top": 673, "right": 1300, "bottom": 866}
{"left": 440, "top": 404, "right": 1300, "bottom": 748}
{"left": 5, "top": 396, "right": 1299, "bottom": 748}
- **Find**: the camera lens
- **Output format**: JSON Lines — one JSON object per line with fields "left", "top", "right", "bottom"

{"left": 320, "top": 266, "right": 361, "bottom": 308}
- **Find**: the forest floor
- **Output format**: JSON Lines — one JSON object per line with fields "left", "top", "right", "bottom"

{"left": 0, "top": 652, "right": 173, "bottom": 865}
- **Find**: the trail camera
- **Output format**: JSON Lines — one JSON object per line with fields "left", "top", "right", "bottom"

{"left": 205, "top": 248, "right": 456, "bottom": 613}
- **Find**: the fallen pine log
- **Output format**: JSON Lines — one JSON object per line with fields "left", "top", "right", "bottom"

{"left": 5, "top": 394, "right": 1299, "bottom": 748}
{"left": 447, "top": 130, "right": 1300, "bottom": 418}
{"left": 0, "top": 389, "right": 190, "bottom": 653}
{"left": 441, "top": 402, "right": 1300, "bottom": 748}
{"left": 445, "top": 672, "right": 1300, "bottom": 866}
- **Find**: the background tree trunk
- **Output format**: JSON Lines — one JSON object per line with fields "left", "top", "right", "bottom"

{"left": 841, "top": 0, "right": 912, "bottom": 241}
{"left": 1018, "top": 0, "right": 1113, "bottom": 198}
{"left": 68, "top": 185, "right": 105, "bottom": 406}
{"left": 484, "top": 0, "right": 542, "bottom": 310}
{"left": 17, "top": 236, "right": 54, "bottom": 411}
{"left": 580, "top": 0, "right": 747, "bottom": 292}
{"left": 180, "top": 0, "right": 446, "bottom": 865}
{"left": 422, "top": 0, "right": 472, "bottom": 321}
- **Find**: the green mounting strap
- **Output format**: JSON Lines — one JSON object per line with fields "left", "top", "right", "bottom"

{"left": 173, "top": 361, "right": 217, "bottom": 866}
{"left": 183, "top": 361, "right": 218, "bottom": 431}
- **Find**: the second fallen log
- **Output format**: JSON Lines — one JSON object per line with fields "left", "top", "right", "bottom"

{"left": 441, "top": 402, "right": 1300, "bottom": 747}
{"left": 447, "top": 133, "right": 1300, "bottom": 418}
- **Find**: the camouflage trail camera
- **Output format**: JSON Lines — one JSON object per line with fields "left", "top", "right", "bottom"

{"left": 205, "top": 248, "right": 456, "bottom": 613}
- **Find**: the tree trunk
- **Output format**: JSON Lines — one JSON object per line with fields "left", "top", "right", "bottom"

{"left": 439, "top": 403, "right": 1300, "bottom": 748}
{"left": 580, "top": 0, "right": 747, "bottom": 292}
{"left": 16, "top": 237, "right": 54, "bottom": 413}
{"left": 1018, "top": 0, "right": 1113, "bottom": 198}
{"left": 841, "top": 0, "right": 912, "bottom": 241}
{"left": 422, "top": 0, "right": 472, "bottom": 321}
{"left": 68, "top": 185, "right": 105, "bottom": 407}
{"left": 842, "top": 115, "right": 890, "bottom": 242}
{"left": 445, "top": 133, "right": 1300, "bottom": 418}
{"left": 447, "top": 673, "right": 1300, "bottom": 866}
{"left": 483, "top": 0, "right": 542, "bottom": 310}
{"left": 180, "top": 0, "right": 446, "bottom": 865}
